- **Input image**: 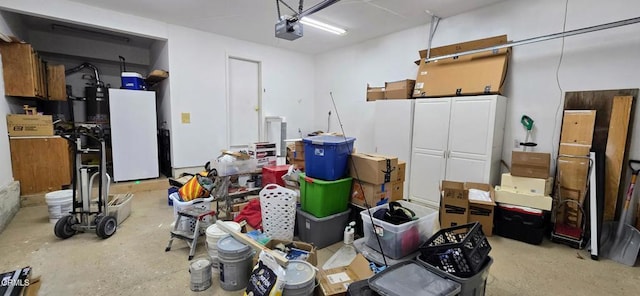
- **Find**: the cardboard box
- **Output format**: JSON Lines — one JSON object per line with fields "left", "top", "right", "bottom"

{"left": 6, "top": 114, "right": 53, "bottom": 137}
{"left": 351, "top": 181, "right": 392, "bottom": 207}
{"left": 294, "top": 140, "right": 305, "bottom": 160}
{"left": 255, "top": 239, "right": 317, "bottom": 266}
{"left": 349, "top": 153, "right": 398, "bottom": 184}
{"left": 391, "top": 180, "right": 404, "bottom": 202}
{"left": 440, "top": 180, "right": 469, "bottom": 228}
{"left": 465, "top": 182, "right": 496, "bottom": 236}
{"left": 384, "top": 79, "right": 415, "bottom": 100}
{"left": 248, "top": 142, "right": 277, "bottom": 168}
{"left": 318, "top": 254, "right": 373, "bottom": 296}
{"left": 418, "top": 35, "right": 508, "bottom": 60}
{"left": 511, "top": 151, "right": 551, "bottom": 179}
{"left": 397, "top": 161, "right": 406, "bottom": 182}
{"left": 494, "top": 186, "right": 553, "bottom": 211}
{"left": 413, "top": 48, "right": 510, "bottom": 98}
{"left": 500, "top": 173, "right": 553, "bottom": 195}
{"left": 366, "top": 84, "right": 385, "bottom": 102}
{"left": 292, "top": 159, "right": 305, "bottom": 171}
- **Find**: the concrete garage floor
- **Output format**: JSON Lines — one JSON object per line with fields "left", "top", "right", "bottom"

{"left": 1, "top": 189, "right": 640, "bottom": 295}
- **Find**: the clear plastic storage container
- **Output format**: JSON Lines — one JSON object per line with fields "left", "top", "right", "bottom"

{"left": 360, "top": 200, "right": 437, "bottom": 259}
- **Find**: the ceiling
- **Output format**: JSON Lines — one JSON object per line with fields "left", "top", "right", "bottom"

{"left": 53, "top": 0, "right": 508, "bottom": 54}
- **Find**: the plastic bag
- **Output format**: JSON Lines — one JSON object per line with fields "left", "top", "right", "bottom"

{"left": 244, "top": 251, "right": 286, "bottom": 296}
{"left": 178, "top": 173, "right": 214, "bottom": 201}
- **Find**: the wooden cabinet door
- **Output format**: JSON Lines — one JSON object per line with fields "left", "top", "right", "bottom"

{"left": 0, "top": 43, "right": 38, "bottom": 97}
{"left": 47, "top": 64, "right": 67, "bottom": 101}
{"left": 10, "top": 137, "right": 72, "bottom": 195}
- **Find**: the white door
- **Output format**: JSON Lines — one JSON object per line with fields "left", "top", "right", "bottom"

{"left": 445, "top": 97, "right": 495, "bottom": 183}
{"left": 409, "top": 99, "right": 451, "bottom": 207}
{"left": 228, "top": 57, "right": 261, "bottom": 148}
{"left": 374, "top": 100, "right": 415, "bottom": 199}
{"left": 109, "top": 89, "right": 159, "bottom": 181}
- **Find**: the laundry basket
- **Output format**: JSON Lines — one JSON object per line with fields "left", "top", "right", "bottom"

{"left": 260, "top": 184, "right": 297, "bottom": 241}
{"left": 170, "top": 192, "right": 214, "bottom": 233}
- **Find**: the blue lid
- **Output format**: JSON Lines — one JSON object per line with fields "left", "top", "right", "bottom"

{"left": 303, "top": 135, "right": 355, "bottom": 146}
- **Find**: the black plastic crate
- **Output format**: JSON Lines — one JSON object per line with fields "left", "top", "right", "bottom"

{"left": 419, "top": 222, "right": 491, "bottom": 277}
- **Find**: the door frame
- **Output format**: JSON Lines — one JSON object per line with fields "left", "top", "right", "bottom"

{"left": 225, "top": 54, "right": 263, "bottom": 149}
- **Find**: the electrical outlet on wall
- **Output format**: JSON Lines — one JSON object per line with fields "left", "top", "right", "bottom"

{"left": 514, "top": 139, "right": 521, "bottom": 149}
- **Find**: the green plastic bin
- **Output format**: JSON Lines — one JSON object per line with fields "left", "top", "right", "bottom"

{"left": 299, "top": 173, "right": 352, "bottom": 218}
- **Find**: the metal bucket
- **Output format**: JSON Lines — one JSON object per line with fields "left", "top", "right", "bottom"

{"left": 189, "top": 257, "right": 212, "bottom": 292}
{"left": 217, "top": 235, "right": 255, "bottom": 291}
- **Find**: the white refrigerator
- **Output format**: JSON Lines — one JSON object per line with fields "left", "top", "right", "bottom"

{"left": 109, "top": 89, "right": 159, "bottom": 182}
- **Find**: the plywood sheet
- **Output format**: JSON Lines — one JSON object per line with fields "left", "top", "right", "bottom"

{"left": 604, "top": 96, "right": 633, "bottom": 220}
{"left": 564, "top": 89, "right": 638, "bottom": 221}
{"left": 559, "top": 110, "right": 596, "bottom": 149}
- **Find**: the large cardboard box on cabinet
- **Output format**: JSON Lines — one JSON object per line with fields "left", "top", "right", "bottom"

{"left": 466, "top": 182, "right": 496, "bottom": 236}
{"left": 366, "top": 84, "right": 384, "bottom": 102}
{"left": 351, "top": 181, "right": 392, "bottom": 207}
{"left": 413, "top": 48, "right": 510, "bottom": 98}
{"left": 384, "top": 80, "right": 415, "bottom": 100}
{"left": 6, "top": 114, "right": 53, "bottom": 137}
{"left": 417, "top": 35, "right": 508, "bottom": 61}
{"left": 511, "top": 151, "right": 551, "bottom": 179}
{"left": 440, "top": 180, "right": 469, "bottom": 228}
{"left": 349, "top": 153, "right": 398, "bottom": 184}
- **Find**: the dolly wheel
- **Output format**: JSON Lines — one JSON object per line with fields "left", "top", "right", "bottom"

{"left": 96, "top": 216, "right": 117, "bottom": 239}
{"left": 54, "top": 215, "right": 77, "bottom": 239}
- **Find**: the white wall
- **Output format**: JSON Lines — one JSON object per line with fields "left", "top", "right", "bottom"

{"left": 0, "top": 10, "right": 29, "bottom": 189}
{"left": 166, "top": 25, "right": 315, "bottom": 169}
{"left": 150, "top": 40, "right": 171, "bottom": 130}
{"left": 314, "top": 0, "right": 640, "bottom": 171}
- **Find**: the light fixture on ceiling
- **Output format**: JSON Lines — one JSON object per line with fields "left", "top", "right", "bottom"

{"left": 299, "top": 17, "right": 347, "bottom": 35}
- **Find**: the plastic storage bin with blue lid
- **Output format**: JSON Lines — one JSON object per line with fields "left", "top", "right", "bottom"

{"left": 303, "top": 135, "right": 355, "bottom": 181}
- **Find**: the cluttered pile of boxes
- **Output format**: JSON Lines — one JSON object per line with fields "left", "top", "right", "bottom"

{"left": 438, "top": 150, "right": 553, "bottom": 246}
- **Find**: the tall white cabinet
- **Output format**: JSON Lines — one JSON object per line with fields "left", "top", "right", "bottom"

{"left": 109, "top": 89, "right": 159, "bottom": 182}
{"left": 409, "top": 95, "right": 507, "bottom": 208}
{"left": 373, "top": 100, "right": 415, "bottom": 199}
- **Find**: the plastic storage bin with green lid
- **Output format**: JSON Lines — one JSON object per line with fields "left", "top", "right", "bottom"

{"left": 299, "top": 173, "right": 352, "bottom": 218}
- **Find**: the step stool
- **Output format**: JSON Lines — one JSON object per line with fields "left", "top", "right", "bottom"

{"left": 165, "top": 205, "right": 217, "bottom": 260}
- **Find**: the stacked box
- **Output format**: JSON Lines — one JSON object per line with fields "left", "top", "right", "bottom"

{"left": 440, "top": 181, "right": 497, "bottom": 236}
{"left": 494, "top": 165, "right": 553, "bottom": 243}
{"left": 299, "top": 173, "right": 352, "bottom": 218}
{"left": 248, "top": 142, "right": 277, "bottom": 168}
{"left": 303, "top": 135, "right": 355, "bottom": 181}
{"left": 348, "top": 153, "right": 400, "bottom": 207}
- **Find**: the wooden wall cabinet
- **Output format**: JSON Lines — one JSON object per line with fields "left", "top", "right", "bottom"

{"left": 0, "top": 42, "right": 66, "bottom": 100}
{"left": 46, "top": 64, "right": 67, "bottom": 101}
{"left": 10, "top": 136, "right": 72, "bottom": 195}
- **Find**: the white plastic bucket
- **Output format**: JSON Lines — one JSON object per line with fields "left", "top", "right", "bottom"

{"left": 283, "top": 260, "right": 316, "bottom": 296}
{"left": 45, "top": 190, "right": 73, "bottom": 224}
{"left": 205, "top": 222, "right": 241, "bottom": 269}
